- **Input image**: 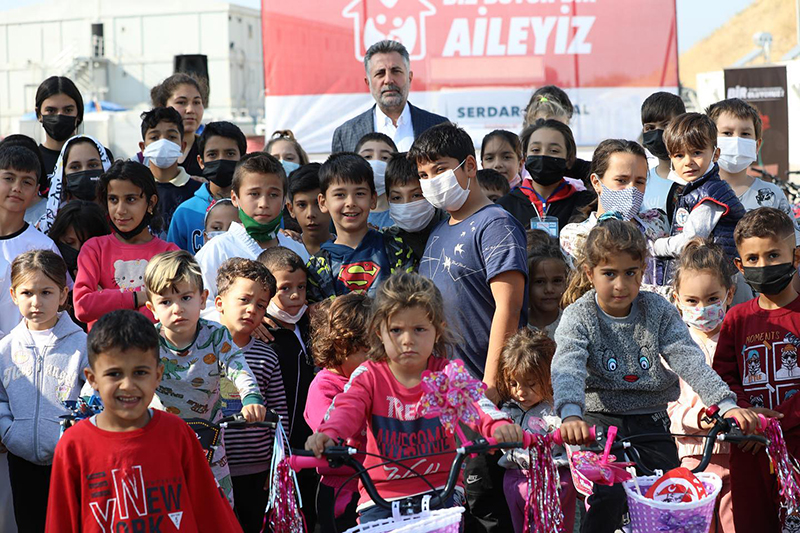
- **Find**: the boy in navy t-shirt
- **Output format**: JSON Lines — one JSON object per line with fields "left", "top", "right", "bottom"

{"left": 409, "top": 123, "right": 528, "bottom": 532}
{"left": 410, "top": 123, "right": 528, "bottom": 397}
{"left": 306, "top": 153, "right": 414, "bottom": 301}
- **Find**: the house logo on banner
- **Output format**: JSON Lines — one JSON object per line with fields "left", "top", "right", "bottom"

{"left": 342, "top": 0, "right": 437, "bottom": 60}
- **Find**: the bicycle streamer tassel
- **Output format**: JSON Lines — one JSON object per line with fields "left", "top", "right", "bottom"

{"left": 268, "top": 420, "right": 305, "bottom": 533}
{"left": 416, "top": 360, "right": 565, "bottom": 532}
{"left": 765, "top": 418, "right": 800, "bottom": 521}
{"left": 523, "top": 434, "right": 565, "bottom": 533}
{"left": 416, "top": 359, "right": 487, "bottom": 440}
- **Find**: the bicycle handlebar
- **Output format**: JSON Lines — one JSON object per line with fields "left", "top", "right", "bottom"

{"left": 552, "top": 413, "right": 769, "bottom": 476}
{"left": 289, "top": 410, "right": 772, "bottom": 513}
{"left": 289, "top": 436, "right": 523, "bottom": 514}
{"left": 551, "top": 425, "right": 597, "bottom": 447}
{"left": 216, "top": 410, "right": 280, "bottom": 429}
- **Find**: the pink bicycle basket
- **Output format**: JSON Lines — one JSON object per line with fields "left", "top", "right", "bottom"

{"left": 623, "top": 472, "right": 722, "bottom": 533}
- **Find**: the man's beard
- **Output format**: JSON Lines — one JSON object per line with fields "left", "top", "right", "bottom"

{"left": 378, "top": 85, "right": 406, "bottom": 108}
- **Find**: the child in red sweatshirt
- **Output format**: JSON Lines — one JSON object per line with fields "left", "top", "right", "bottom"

{"left": 713, "top": 208, "right": 798, "bottom": 531}
{"left": 46, "top": 310, "right": 240, "bottom": 532}
{"left": 305, "top": 273, "right": 523, "bottom": 524}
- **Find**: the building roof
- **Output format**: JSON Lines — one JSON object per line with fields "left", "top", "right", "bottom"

{"left": 2, "top": 0, "right": 258, "bottom": 24}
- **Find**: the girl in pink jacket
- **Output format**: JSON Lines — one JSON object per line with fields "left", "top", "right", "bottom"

{"left": 306, "top": 273, "right": 523, "bottom": 525}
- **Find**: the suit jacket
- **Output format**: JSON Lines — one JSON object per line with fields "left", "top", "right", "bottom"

{"left": 331, "top": 102, "right": 449, "bottom": 153}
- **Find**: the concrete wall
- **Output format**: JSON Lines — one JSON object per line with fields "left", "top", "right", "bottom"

{"left": 0, "top": 0, "right": 264, "bottom": 145}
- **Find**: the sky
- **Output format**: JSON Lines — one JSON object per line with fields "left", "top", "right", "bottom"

{"left": 0, "top": 0, "right": 755, "bottom": 55}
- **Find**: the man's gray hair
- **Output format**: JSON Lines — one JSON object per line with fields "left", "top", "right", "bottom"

{"left": 364, "top": 40, "right": 410, "bottom": 74}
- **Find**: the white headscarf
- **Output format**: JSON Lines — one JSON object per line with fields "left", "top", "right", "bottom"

{"left": 37, "top": 134, "right": 112, "bottom": 233}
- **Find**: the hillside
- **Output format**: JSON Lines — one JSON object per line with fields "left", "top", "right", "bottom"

{"left": 679, "top": 0, "right": 797, "bottom": 89}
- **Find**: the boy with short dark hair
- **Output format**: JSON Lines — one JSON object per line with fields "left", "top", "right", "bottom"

{"left": 214, "top": 257, "right": 289, "bottom": 533}
{"left": 144, "top": 250, "right": 266, "bottom": 506}
{"left": 286, "top": 163, "right": 332, "bottom": 255}
{"left": 477, "top": 168, "right": 510, "bottom": 203}
{"left": 307, "top": 152, "right": 414, "bottom": 300}
{"left": 45, "top": 309, "right": 241, "bottom": 532}
{"left": 0, "top": 145, "right": 64, "bottom": 266}
{"left": 356, "top": 132, "right": 398, "bottom": 229}
{"left": 384, "top": 152, "right": 447, "bottom": 261}
{"left": 640, "top": 91, "right": 686, "bottom": 220}
{"left": 651, "top": 113, "right": 746, "bottom": 281}
{"left": 139, "top": 107, "right": 201, "bottom": 234}
{"left": 713, "top": 207, "right": 800, "bottom": 531}
{"left": 257, "top": 246, "right": 319, "bottom": 530}
{"left": 706, "top": 98, "right": 794, "bottom": 220}
{"left": 196, "top": 152, "right": 309, "bottom": 319}
{"left": 354, "top": 132, "right": 397, "bottom": 161}
{"left": 168, "top": 121, "right": 247, "bottom": 253}
{"left": 409, "top": 122, "right": 527, "bottom": 533}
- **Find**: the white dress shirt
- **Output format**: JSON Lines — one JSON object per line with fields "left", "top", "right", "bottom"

{"left": 374, "top": 104, "right": 414, "bottom": 151}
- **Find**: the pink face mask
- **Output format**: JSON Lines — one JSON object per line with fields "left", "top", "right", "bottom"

{"left": 679, "top": 301, "right": 726, "bottom": 333}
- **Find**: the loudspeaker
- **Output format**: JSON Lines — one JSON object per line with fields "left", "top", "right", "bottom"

{"left": 173, "top": 54, "right": 209, "bottom": 83}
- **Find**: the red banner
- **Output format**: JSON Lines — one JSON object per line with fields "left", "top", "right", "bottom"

{"left": 261, "top": 0, "right": 678, "bottom": 153}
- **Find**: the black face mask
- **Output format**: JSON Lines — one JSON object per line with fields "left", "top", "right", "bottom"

{"left": 41, "top": 115, "right": 77, "bottom": 142}
{"left": 642, "top": 129, "right": 669, "bottom": 160}
{"left": 65, "top": 169, "right": 102, "bottom": 201}
{"left": 57, "top": 242, "right": 79, "bottom": 277}
{"left": 110, "top": 211, "right": 153, "bottom": 241}
{"left": 742, "top": 262, "right": 797, "bottom": 295}
{"left": 202, "top": 159, "right": 237, "bottom": 189}
{"left": 525, "top": 155, "right": 567, "bottom": 186}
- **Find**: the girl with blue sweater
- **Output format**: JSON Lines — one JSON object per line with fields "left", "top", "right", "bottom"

{"left": 552, "top": 219, "right": 761, "bottom": 533}
{"left": 0, "top": 250, "right": 88, "bottom": 533}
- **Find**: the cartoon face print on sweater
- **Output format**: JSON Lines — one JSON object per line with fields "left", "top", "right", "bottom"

{"left": 777, "top": 343, "right": 800, "bottom": 379}
{"left": 783, "top": 513, "right": 800, "bottom": 533}
{"left": 600, "top": 347, "right": 651, "bottom": 383}
{"left": 113, "top": 259, "right": 148, "bottom": 292}
{"left": 743, "top": 346, "right": 767, "bottom": 384}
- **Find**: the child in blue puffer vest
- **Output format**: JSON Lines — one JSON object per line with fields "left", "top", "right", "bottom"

{"left": 649, "top": 112, "right": 745, "bottom": 286}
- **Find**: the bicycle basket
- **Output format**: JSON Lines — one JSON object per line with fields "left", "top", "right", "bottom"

{"left": 344, "top": 506, "right": 464, "bottom": 533}
{"left": 623, "top": 473, "right": 721, "bottom": 533}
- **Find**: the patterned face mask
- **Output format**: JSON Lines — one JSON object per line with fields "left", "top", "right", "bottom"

{"left": 679, "top": 301, "right": 726, "bottom": 333}
{"left": 599, "top": 183, "right": 644, "bottom": 220}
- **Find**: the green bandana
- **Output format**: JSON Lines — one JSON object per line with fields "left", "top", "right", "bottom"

{"left": 238, "top": 208, "right": 282, "bottom": 243}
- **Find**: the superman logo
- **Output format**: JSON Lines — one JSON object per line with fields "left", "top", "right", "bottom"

{"left": 338, "top": 261, "right": 381, "bottom": 292}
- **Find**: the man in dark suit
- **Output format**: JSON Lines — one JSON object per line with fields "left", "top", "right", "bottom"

{"left": 332, "top": 40, "right": 448, "bottom": 153}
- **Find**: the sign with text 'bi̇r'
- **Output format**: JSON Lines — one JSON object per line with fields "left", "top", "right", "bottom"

{"left": 261, "top": 0, "right": 679, "bottom": 153}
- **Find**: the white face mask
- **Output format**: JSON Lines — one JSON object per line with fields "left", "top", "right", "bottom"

{"left": 679, "top": 300, "right": 727, "bottom": 333}
{"left": 267, "top": 300, "right": 307, "bottom": 325}
{"left": 717, "top": 136, "right": 758, "bottom": 174}
{"left": 369, "top": 159, "right": 388, "bottom": 197}
{"left": 204, "top": 230, "right": 226, "bottom": 242}
{"left": 389, "top": 198, "right": 436, "bottom": 232}
{"left": 420, "top": 159, "right": 469, "bottom": 211}
{"left": 143, "top": 139, "right": 183, "bottom": 168}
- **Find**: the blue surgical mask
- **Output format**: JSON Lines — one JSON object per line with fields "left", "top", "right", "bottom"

{"left": 281, "top": 160, "right": 301, "bottom": 176}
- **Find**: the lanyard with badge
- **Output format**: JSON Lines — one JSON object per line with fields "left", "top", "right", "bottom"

{"left": 521, "top": 183, "right": 563, "bottom": 238}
